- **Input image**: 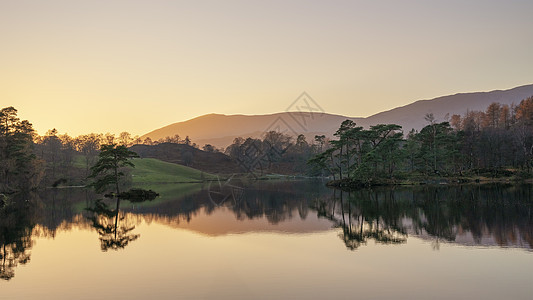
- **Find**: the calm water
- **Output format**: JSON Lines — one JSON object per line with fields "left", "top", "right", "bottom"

{"left": 1, "top": 181, "right": 532, "bottom": 299}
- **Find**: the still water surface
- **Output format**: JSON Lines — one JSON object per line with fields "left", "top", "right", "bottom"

{"left": 1, "top": 181, "right": 532, "bottom": 299}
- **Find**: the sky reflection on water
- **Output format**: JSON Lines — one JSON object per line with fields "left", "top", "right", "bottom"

{"left": 1, "top": 181, "right": 531, "bottom": 299}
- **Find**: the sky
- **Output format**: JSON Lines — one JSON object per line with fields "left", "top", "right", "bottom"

{"left": 1, "top": 0, "right": 532, "bottom": 137}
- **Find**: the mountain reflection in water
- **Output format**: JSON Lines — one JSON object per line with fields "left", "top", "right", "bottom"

{"left": 0, "top": 181, "right": 531, "bottom": 280}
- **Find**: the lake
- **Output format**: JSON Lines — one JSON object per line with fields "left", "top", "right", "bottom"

{"left": 1, "top": 180, "right": 532, "bottom": 299}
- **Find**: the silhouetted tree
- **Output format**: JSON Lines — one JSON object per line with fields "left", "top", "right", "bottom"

{"left": 202, "top": 144, "right": 216, "bottom": 153}
{"left": 0, "top": 107, "right": 43, "bottom": 192}
{"left": 88, "top": 144, "right": 139, "bottom": 194}
{"left": 118, "top": 132, "right": 132, "bottom": 147}
{"left": 75, "top": 133, "right": 101, "bottom": 175}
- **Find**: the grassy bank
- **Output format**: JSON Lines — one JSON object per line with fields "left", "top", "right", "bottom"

{"left": 130, "top": 158, "right": 216, "bottom": 184}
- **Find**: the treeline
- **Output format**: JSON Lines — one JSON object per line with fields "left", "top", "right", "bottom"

{"left": 0, "top": 107, "right": 133, "bottom": 191}
{"left": 310, "top": 96, "right": 533, "bottom": 184}
{"left": 2, "top": 94, "right": 532, "bottom": 190}
{"left": 33, "top": 130, "right": 146, "bottom": 183}
{"left": 136, "top": 134, "right": 199, "bottom": 148}
{"left": 32, "top": 130, "right": 137, "bottom": 186}
{"left": 141, "top": 135, "right": 227, "bottom": 154}
{"left": 0, "top": 107, "right": 43, "bottom": 192}
{"left": 224, "top": 131, "right": 316, "bottom": 175}
{"left": 0, "top": 106, "right": 217, "bottom": 191}
{"left": 33, "top": 131, "right": 213, "bottom": 179}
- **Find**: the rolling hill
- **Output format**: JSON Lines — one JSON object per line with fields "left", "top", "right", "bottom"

{"left": 142, "top": 84, "right": 533, "bottom": 148}
{"left": 130, "top": 158, "right": 215, "bottom": 184}
{"left": 130, "top": 143, "right": 244, "bottom": 174}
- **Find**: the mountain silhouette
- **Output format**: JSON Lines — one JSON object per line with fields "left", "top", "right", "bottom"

{"left": 142, "top": 84, "right": 533, "bottom": 148}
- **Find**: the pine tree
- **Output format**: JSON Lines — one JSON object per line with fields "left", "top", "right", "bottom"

{"left": 88, "top": 144, "right": 139, "bottom": 194}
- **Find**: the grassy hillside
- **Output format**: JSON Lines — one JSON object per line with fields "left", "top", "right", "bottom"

{"left": 130, "top": 143, "right": 244, "bottom": 174}
{"left": 44, "top": 154, "right": 216, "bottom": 187}
{"left": 131, "top": 158, "right": 215, "bottom": 184}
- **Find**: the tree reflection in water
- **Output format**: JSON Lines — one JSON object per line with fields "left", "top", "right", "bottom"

{"left": 0, "top": 182, "right": 531, "bottom": 280}
{"left": 86, "top": 199, "right": 139, "bottom": 251}
{"left": 0, "top": 192, "right": 38, "bottom": 280}
{"left": 312, "top": 184, "right": 532, "bottom": 251}
{"left": 86, "top": 189, "right": 158, "bottom": 252}
{"left": 312, "top": 189, "right": 407, "bottom": 250}
{"left": 125, "top": 182, "right": 531, "bottom": 251}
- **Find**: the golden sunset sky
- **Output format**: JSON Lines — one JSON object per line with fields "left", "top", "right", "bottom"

{"left": 1, "top": 0, "right": 532, "bottom": 137}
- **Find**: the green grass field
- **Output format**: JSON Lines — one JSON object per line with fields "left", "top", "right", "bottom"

{"left": 130, "top": 158, "right": 215, "bottom": 184}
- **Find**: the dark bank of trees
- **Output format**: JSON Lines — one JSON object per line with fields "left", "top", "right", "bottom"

{"left": 33, "top": 131, "right": 139, "bottom": 186}
{"left": 30, "top": 128, "right": 218, "bottom": 186}
{"left": 0, "top": 106, "right": 161, "bottom": 191}
{"left": 224, "top": 132, "right": 316, "bottom": 175}
{"left": 0, "top": 107, "right": 44, "bottom": 192}
{"left": 309, "top": 121, "right": 404, "bottom": 182}
{"left": 0, "top": 105, "right": 223, "bottom": 191}
{"left": 309, "top": 96, "right": 533, "bottom": 186}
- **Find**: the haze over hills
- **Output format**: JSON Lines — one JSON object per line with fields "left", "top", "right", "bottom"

{"left": 142, "top": 84, "right": 533, "bottom": 148}
{"left": 143, "top": 112, "right": 361, "bottom": 149}
{"left": 365, "top": 84, "right": 533, "bottom": 131}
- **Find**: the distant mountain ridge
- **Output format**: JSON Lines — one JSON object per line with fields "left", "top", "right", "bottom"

{"left": 365, "top": 84, "right": 533, "bottom": 131}
{"left": 142, "top": 84, "right": 533, "bottom": 148}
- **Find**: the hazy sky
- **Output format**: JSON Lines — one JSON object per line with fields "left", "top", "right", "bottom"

{"left": 1, "top": 0, "right": 532, "bottom": 136}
